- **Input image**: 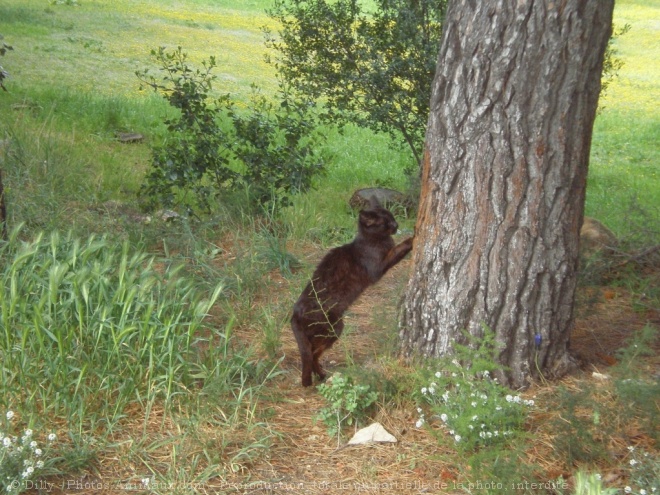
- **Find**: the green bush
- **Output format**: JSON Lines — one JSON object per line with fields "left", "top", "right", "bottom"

{"left": 315, "top": 374, "right": 378, "bottom": 442}
{"left": 267, "top": 0, "right": 447, "bottom": 167}
{"left": 137, "top": 47, "right": 326, "bottom": 213}
{"left": 414, "top": 330, "right": 533, "bottom": 453}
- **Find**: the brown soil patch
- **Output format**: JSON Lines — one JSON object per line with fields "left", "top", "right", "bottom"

{"left": 572, "top": 286, "right": 660, "bottom": 367}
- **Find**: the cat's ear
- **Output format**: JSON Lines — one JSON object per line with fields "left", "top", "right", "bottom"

{"left": 368, "top": 195, "right": 382, "bottom": 209}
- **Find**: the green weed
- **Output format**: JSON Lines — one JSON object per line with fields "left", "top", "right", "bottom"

{"left": 315, "top": 374, "right": 379, "bottom": 444}
{"left": 571, "top": 472, "right": 619, "bottom": 495}
{"left": 0, "top": 411, "right": 59, "bottom": 495}
{"left": 625, "top": 446, "right": 660, "bottom": 495}
{"left": 414, "top": 330, "right": 532, "bottom": 453}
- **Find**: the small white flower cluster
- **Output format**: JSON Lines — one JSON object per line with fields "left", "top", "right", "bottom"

{"left": 1, "top": 411, "right": 57, "bottom": 495}
{"left": 624, "top": 446, "right": 659, "bottom": 495}
{"left": 505, "top": 394, "right": 535, "bottom": 406}
{"left": 415, "top": 369, "right": 535, "bottom": 449}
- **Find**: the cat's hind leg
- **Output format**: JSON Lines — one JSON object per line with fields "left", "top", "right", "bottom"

{"left": 310, "top": 319, "right": 343, "bottom": 383}
{"left": 291, "top": 314, "right": 314, "bottom": 387}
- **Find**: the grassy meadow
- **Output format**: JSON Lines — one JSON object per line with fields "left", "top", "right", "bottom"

{"left": 0, "top": 1, "right": 658, "bottom": 494}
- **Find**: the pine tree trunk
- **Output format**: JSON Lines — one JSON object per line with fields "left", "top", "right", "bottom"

{"left": 399, "top": 0, "right": 614, "bottom": 388}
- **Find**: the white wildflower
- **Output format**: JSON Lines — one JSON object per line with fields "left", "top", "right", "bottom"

{"left": 142, "top": 478, "right": 151, "bottom": 487}
{"left": 3, "top": 437, "right": 11, "bottom": 447}
{"left": 429, "top": 386, "right": 436, "bottom": 395}
{"left": 472, "top": 415, "right": 478, "bottom": 421}
{"left": 471, "top": 401, "right": 477, "bottom": 407}
{"left": 454, "top": 434, "right": 461, "bottom": 442}
{"left": 36, "top": 460, "right": 44, "bottom": 469}
{"left": 415, "top": 419, "right": 425, "bottom": 428}
{"left": 435, "top": 371, "right": 442, "bottom": 378}
{"left": 624, "top": 487, "right": 632, "bottom": 494}
{"left": 627, "top": 446, "right": 635, "bottom": 452}
{"left": 48, "top": 433, "right": 57, "bottom": 442}
{"left": 6, "top": 411, "right": 14, "bottom": 420}
{"left": 24, "top": 429, "right": 33, "bottom": 438}
{"left": 421, "top": 387, "right": 428, "bottom": 395}
{"left": 440, "top": 413, "right": 448, "bottom": 423}
{"left": 505, "top": 395, "right": 513, "bottom": 402}
{"left": 30, "top": 441, "right": 37, "bottom": 449}
{"left": 630, "top": 459, "right": 638, "bottom": 466}
{"left": 640, "top": 490, "right": 646, "bottom": 495}
{"left": 35, "top": 448, "right": 42, "bottom": 457}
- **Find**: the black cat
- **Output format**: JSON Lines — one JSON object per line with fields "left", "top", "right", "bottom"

{"left": 291, "top": 197, "right": 413, "bottom": 386}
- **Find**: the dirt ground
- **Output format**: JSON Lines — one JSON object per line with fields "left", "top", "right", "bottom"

{"left": 218, "top": 256, "right": 659, "bottom": 495}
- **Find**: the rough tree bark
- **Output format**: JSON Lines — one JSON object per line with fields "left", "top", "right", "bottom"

{"left": 400, "top": 0, "right": 614, "bottom": 388}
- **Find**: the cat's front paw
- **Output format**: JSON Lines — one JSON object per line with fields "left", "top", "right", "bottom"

{"left": 400, "top": 237, "right": 414, "bottom": 253}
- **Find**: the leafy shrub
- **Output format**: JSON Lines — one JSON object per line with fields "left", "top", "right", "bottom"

{"left": 267, "top": 0, "right": 447, "bottom": 167}
{"left": 137, "top": 47, "right": 326, "bottom": 213}
{"left": 415, "top": 330, "right": 533, "bottom": 452}
{"left": 315, "top": 374, "right": 378, "bottom": 442}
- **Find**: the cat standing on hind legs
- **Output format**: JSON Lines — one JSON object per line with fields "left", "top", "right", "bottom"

{"left": 291, "top": 196, "right": 413, "bottom": 387}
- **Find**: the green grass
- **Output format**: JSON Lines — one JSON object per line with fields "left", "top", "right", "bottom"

{"left": 586, "top": 0, "right": 660, "bottom": 238}
{"left": 0, "top": 0, "right": 278, "bottom": 98}
{"left": 588, "top": 110, "right": 659, "bottom": 237}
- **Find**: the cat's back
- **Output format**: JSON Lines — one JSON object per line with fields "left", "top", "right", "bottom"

{"left": 310, "top": 240, "right": 369, "bottom": 292}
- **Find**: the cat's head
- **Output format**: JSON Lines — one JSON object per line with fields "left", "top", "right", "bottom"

{"left": 358, "top": 196, "right": 398, "bottom": 236}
